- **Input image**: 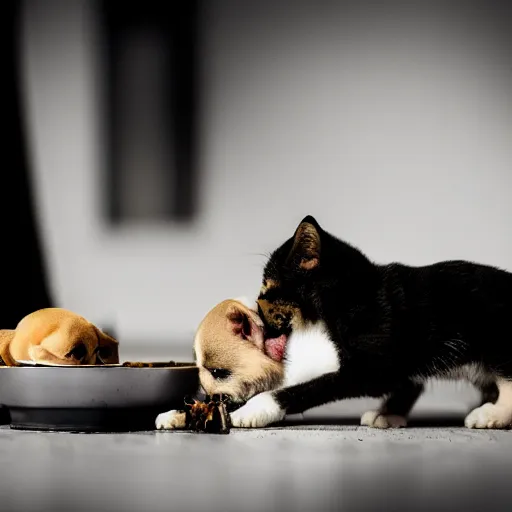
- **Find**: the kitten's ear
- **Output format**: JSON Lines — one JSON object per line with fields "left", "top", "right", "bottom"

{"left": 288, "top": 215, "right": 321, "bottom": 271}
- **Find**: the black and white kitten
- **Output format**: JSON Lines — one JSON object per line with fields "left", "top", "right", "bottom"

{"left": 230, "top": 215, "right": 512, "bottom": 429}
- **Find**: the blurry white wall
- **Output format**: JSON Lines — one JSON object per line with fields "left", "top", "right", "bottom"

{"left": 21, "top": 0, "right": 512, "bottom": 359}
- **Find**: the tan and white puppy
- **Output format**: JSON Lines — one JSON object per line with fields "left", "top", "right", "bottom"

{"left": 156, "top": 298, "right": 283, "bottom": 429}
{"left": 156, "top": 298, "right": 337, "bottom": 429}
{"left": 0, "top": 308, "right": 119, "bottom": 366}
{"left": 193, "top": 298, "right": 284, "bottom": 401}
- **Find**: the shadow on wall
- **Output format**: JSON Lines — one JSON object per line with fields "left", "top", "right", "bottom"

{"left": 2, "top": 0, "right": 53, "bottom": 329}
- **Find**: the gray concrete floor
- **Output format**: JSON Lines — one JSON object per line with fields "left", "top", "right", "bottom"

{"left": 1, "top": 347, "right": 511, "bottom": 512}
{"left": 1, "top": 395, "right": 511, "bottom": 512}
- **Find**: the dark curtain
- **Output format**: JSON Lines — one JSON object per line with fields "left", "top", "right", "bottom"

{"left": 2, "top": 0, "right": 53, "bottom": 329}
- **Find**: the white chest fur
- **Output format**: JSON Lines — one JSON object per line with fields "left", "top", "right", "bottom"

{"left": 282, "top": 322, "right": 340, "bottom": 388}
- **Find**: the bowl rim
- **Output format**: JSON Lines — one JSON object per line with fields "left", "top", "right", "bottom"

{"left": 3, "top": 360, "right": 197, "bottom": 370}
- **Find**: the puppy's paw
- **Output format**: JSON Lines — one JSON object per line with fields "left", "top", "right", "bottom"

{"left": 155, "top": 410, "right": 187, "bottom": 430}
{"left": 464, "top": 403, "right": 512, "bottom": 429}
{"left": 360, "top": 410, "right": 408, "bottom": 429}
{"left": 230, "top": 392, "right": 285, "bottom": 428}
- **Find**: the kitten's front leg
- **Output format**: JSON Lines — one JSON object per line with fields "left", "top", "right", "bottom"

{"left": 230, "top": 391, "right": 286, "bottom": 428}
{"left": 231, "top": 372, "right": 342, "bottom": 428}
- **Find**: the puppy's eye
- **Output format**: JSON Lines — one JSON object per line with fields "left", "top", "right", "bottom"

{"left": 95, "top": 346, "right": 112, "bottom": 364}
{"left": 209, "top": 368, "right": 231, "bottom": 380}
{"left": 67, "top": 343, "right": 87, "bottom": 362}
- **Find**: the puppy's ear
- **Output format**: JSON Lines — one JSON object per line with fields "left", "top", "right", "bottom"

{"left": 287, "top": 215, "right": 321, "bottom": 271}
{"left": 29, "top": 330, "right": 89, "bottom": 365}
{"left": 29, "top": 344, "right": 77, "bottom": 365}
{"left": 0, "top": 330, "right": 17, "bottom": 366}
{"left": 226, "top": 304, "right": 265, "bottom": 350}
{"left": 94, "top": 327, "right": 120, "bottom": 364}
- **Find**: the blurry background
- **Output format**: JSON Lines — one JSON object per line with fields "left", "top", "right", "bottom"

{"left": 13, "top": 0, "right": 512, "bottom": 375}
{"left": 3, "top": 4, "right": 512, "bottom": 510}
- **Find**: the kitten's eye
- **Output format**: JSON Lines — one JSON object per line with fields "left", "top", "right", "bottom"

{"left": 209, "top": 368, "right": 231, "bottom": 380}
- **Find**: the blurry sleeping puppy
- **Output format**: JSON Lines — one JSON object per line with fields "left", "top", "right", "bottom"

{"left": 0, "top": 308, "right": 119, "bottom": 366}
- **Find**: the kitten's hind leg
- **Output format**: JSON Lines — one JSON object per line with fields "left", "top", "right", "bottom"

{"left": 478, "top": 381, "right": 499, "bottom": 406}
{"left": 361, "top": 381, "right": 424, "bottom": 429}
{"left": 465, "top": 378, "right": 512, "bottom": 429}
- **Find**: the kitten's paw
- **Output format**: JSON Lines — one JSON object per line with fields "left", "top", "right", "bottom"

{"left": 360, "top": 410, "right": 408, "bottom": 429}
{"left": 155, "top": 410, "right": 187, "bottom": 430}
{"left": 230, "top": 392, "right": 285, "bottom": 428}
{"left": 464, "top": 403, "right": 512, "bottom": 429}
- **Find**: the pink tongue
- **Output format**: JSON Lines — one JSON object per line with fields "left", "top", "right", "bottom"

{"left": 264, "top": 335, "right": 287, "bottom": 362}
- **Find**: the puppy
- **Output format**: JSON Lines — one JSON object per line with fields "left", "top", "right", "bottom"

{"left": 0, "top": 308, "right": 119, "bottom": 366}
{"left": 156, "top": 298, "right": 285, "bottom": 430}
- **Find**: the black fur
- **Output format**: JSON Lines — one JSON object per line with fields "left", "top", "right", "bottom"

{"left": 258, "top": 215, "right": 512, "bottom": 418}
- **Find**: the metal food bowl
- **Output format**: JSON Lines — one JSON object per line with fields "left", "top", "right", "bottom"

{"left": 0, "top": 362, "right": 199, "bottom": 432}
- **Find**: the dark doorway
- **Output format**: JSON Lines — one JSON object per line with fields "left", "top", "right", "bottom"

{"left": 99, "top": 0, "right": 201, "bottom": 224}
